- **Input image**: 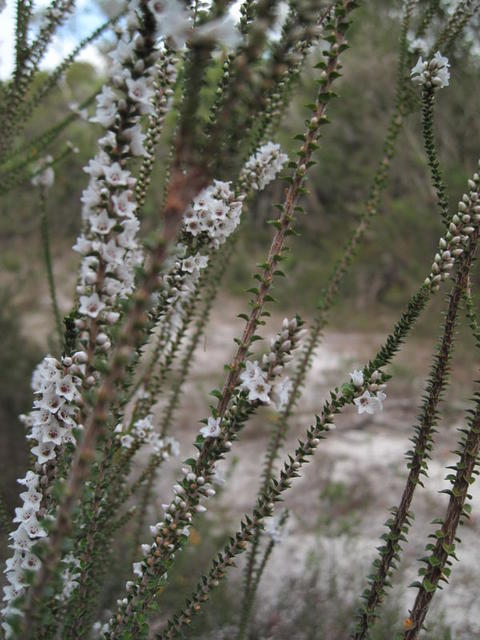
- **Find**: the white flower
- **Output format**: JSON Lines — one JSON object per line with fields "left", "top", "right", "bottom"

{"left": 240, "top": 362, "right": 271, "bottom": 404}
{"left": 200, "top": 417, "right": 221, "bottom": 439}
{"left": 354, "top": 390, "right": 385, "bottom": 415}
{"left": 240, "top": 360, "right": 263, "bottom": 384}
{"left": 19, "top": 491, "right": 42, "bottom": 509}
{"left": 195, "top": 14, "right": 241, "bottom": 49}
{"left": 35, "top": 389, "right": 65, "bottom": 414}
{"left": 23, "top": 517, "right": 48, "bottom": 539}
{"left": 431, "top": 51, "right": 450, "bottom": 88}
{"left": 375, "top": 390, "right": 387, "bottom": 410}
{"left": 73, "top": 236, "right": 93, "bottom": 256}
{"left": 31, "top": 441, "right": 57, "bottom": 464}
{"left": 91, "top": 86, "right": 118, "bottom": 127}
{"left": 21, "top": 553, "right": 41, "bottom": 572}
{"left": 410, "top": 56, "right": 428, "bottom": 83}
{"left": 112, "top": 191, "right": 137, "bottom": 218}
{"left": 120, "top": 434, "right": 134, "bottom": 449}
{"left": 411, "top": 51, "right": 450, "bottom": 89}
{"left": 110, "top": 38, "right": 134, "bottom": 66}
{"left": 98, "top": 131, "right": 117, "bottom": 150}
{"left": 90, "top": 211, "right": 116, "bottom": 236}
{"left": 272, "top": 377, "right": 292, "bottom": 411}
{"left": 349, "top": 369, "right": 364, "bottom": 387}
{"left": 31, "top": 165, "right": 54, "bottom": 189}
{"left": 125, "top": 78, "right": 155, "bottom": 115}
{"left": 264, "top": 515, "right": 285, "bottom": 543}
{"left": 17, "top": 471, "right": 39, "bottom": 490}
{"left": 103, "top": 162, "right": 131, "bottom": 187}
{"left": 150, "top": 0, "right": 193, "bottom": 48}
{"left": 101, "top": 239, "right": 125, "bottom": 265}
{"left": 9, "top": 526, "right": 34, "bottom": 551}
{"left": 249, "top": 379, "right": 272, "bottom": 403}
{"left": 181, "top": 253, "right": 209, "bottom": 274}
{"left": 123, "top": 125, "right": 148, "bottom": 157}
{"left": 79, "top": 293, "right": 105, "bottom": 318}
{"left": 241, "top": 142, "right": 288, "bottom": 191}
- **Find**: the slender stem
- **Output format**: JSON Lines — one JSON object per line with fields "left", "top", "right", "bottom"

{"left": 40, "top": 191, "right": 63, "bottom": 350}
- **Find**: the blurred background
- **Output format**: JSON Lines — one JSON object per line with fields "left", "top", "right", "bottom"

{"left": 1, "top": 1, "right": 480, "bottom": 637}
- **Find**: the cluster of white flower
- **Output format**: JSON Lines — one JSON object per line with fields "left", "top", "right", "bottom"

{"left": 2, "top": 471, "right": 44, "bottom": 633}
{"left": 126, "top": 466, "right": 216, "bottom": 590}
{"left": 240, "top": 142, "right": 289, "bottom": 191}
{"left": 27, "top": 354, "right": 83, "bottom": 454}
{"left": 425, "top": 167, "right": 480, "bottom": 292}
{"left": 350, "top": 369, "right": 387, "bottom": 415}
{"left": 155, "top": 246, "right": 209, "bottom": 329}
{"left": 2, "top": 354, "right": 83, "bottom": 631}
{"left": 264, "top": 317, "right": 306, "bottom": 410}
{"left": 411, "top": 51, "right": 450, "bottom": 89}
{"left": 57, "top": 554, "right": 81, "bottom": 602}
{"left": 73, "top": 2, "right": 164, "bottom": 349}
{"left": 152, "top": 144, "right": 287, "bottom": 360}
{"left": 235, "top": 317, "right": 306, "bottom": 412}
{"left": 183, "top": 180, "right": 244, "bottom": 248}
{"left": 147, "top": 0, "right": 241, "bottom": 50}
{"left": 115, "top": 414, "right": 179, "bottom": 458}
{"left": 240, "top": 361, "right": 272, "bottom": 404}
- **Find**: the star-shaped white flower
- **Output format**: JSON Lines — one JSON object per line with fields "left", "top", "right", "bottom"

{"left": 200, "top": 417, "right": 221, "bottom": 439}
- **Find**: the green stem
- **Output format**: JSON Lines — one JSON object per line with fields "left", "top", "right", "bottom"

{"left": 40, "top": 191, "right": 63, "bottom": 350}
{"left": 421, "top": 88, "right": 449, "bottom": 226}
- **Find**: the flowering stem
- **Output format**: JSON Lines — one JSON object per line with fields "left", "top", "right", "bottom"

{"left": 16, "top": 156, "right": 210, "bottom": 638}
{"left": 135, "top": 48, "right": 178, "bottom": 210}
{"left": 127, "top": 249, "right": 232, "bottom": 558}
{"left": 204, "top": 0, "right": 280, "bottom": 172}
